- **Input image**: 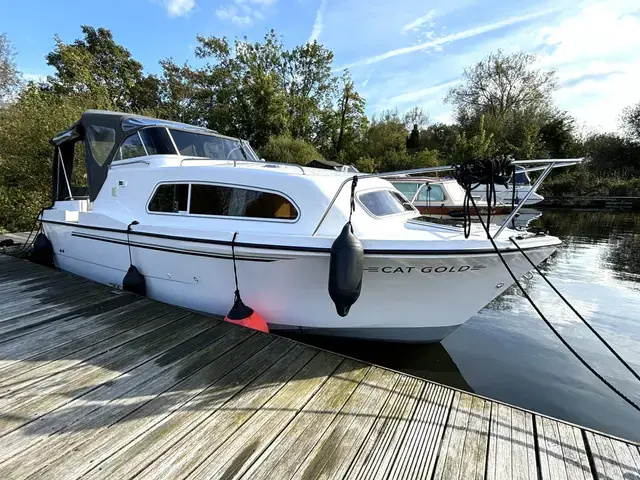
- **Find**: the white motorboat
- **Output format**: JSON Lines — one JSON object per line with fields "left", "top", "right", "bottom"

{"left": 390, "top": 177, "right": 512, "bottom": 218}
{"left": 39, "top": 110, "right": 571, "bottom": 343}
{"left": 476, "top": 166, "right": 544, "bottom": 206}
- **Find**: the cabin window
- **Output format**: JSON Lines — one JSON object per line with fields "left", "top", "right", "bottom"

{"left": 86, "top": 125, "right": 116, "bottom": 165}
{"left": 189, "top": 184, "right": 298, "bottom": 220}
{"left": 148, "top": 184, "right": 189, "bottom": 213}
{"left": 359, "top": 190, "right": 415, "bottom": 217}
{"left": 417, "top": 184, "right": 446, "bottom": 202}
{"left": 119, "top": 133, "right": 147, "bottom": 160}
{"left": 170, "top": 129, "right": 248, "bottom": 161}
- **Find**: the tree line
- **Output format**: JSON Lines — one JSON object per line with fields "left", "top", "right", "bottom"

{"left": 0, "top": 27, "right": 639, "bottom": 231}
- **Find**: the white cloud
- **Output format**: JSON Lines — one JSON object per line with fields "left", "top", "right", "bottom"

{"left": 308, "top": 0, "right": 327, "bottom": 43}
{"left": 162, "top": 0, "right": 195, "bottom": 17}
{"left": 401, "top": 10, "right": 436, "bottom": 34}
{"left": 535, "top": 1, "right": 640, "bottom": 132}
{"left": 338, "top": 7, "right": 559, "bottom": 70}
{"left": 216, "top": 0, "right": 276, "bottom": 26}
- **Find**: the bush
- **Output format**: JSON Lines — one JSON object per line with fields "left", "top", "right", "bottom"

{"left": 259, "top": 135, "right": 323, "bottom": 165}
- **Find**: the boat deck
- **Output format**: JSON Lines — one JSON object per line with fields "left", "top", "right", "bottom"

{"left": 0, "top": 244, "right": 639, "bottom": 479}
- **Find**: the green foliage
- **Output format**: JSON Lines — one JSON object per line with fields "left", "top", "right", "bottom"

{"left": 0, "top": 32, "right": 21, "bottom": 102}
{"left": 446, "top": 50, "right": 557, "bottom": 120}
{"left": 620, "top": 102, "right": 640, "bottom": 141}
{"left": 0, "top": 85, "right": 109, "bottom": 231}
{"left": 542, "top": 166, "right": 640, "bottom": 197}
{"left": 450, "top": 115, "right": 496, "bottom": 163}
{"left": 583, "top": 133, "right": 640, "bottom": 175}
{"left": 259, "top": 135, "right": 322, "bottom": 164}
{"left": 45, "top": 26, "right": 158, "bottom": 111}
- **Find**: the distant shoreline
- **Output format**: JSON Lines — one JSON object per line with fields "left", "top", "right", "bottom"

{"left": 539, "top": 196, "right": 640, "bottom": 211}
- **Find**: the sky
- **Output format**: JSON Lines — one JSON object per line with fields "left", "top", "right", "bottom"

{"left": 2, "top": 0, "right": 639, "bottom": 133}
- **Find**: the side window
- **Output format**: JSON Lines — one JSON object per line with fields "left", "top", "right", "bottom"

{"left": 189, "top": 184, "right": 298, "bottom": 220}
{"left": 118, "top": 133, "right": 147, "bottom": 160}
{"left": 149, "top": 184, "right": 189, "bottom": 213}
{"left": 86, "top": 125, "right": 116, "bottom": 165}
{"left": 417, "top": 184, "right": 446, "bottom": 202}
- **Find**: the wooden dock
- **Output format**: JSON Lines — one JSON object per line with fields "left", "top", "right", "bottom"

{"left": 0, "top": 250, "right": 639, "bottom": 479}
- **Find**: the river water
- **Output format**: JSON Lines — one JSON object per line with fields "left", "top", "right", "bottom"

{"left": 290, "top": 210, "right": 640, "bottom": 442}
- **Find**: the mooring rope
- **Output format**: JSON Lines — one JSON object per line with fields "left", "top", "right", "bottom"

{"left": 461, "top": 183, "right": 640, "bottom": 413}
{"left": 510, "top": 237, "right": 640, "bottom": 385}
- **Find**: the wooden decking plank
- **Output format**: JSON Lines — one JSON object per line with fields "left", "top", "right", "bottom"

{"left": 21, "top": 330, "right": 271, "bottom": 480}
{"left": 433, "top": 392, "right": 491, "bottom": 480}
{"left": 345, "top": 375, "right": 423, "bottom": 479}
{"left": 0, "top": 294, "right": 143, "bottom": 363}
{"left": 536, "top": 415, "right": 592, "bottom": 480}
{"left": 0, "top": 268, "right": 54, "bottom": 288}
{"left": 586, "top": 431, "right": 640, "bottom": 479}
{"left": 0, "top": 322, "right": 246, "bottom": 475}
{"left": 83, "top": 341, "right": 313, "bottom": 480}
{"left": 0, "top": 303, "right": 180, "bottom": 389}
{"left": 487, "top": 403, "right": 537, "bottom": 480}
{"left": 388, "top": 382, "right": 454, "bottom": 480}
{"left": 240, "top": 359, "right": 370, "bottom": 480}
{"left": 0, "top": 289, "right": 119, "bottom": 337}
{"left": 292, "top": 367, "right": 399, "bottom": 480}
{"left": 0, "top": 312, "right": 218, "bottom": 437}
{"left": 0, "top": 277, "right": 89, "bottom": 309}
{"left": 183, "top": 351, "right": 343, "bottom": 480}
{"left": 0, "top": 306, "right": 189, "bottom": 397}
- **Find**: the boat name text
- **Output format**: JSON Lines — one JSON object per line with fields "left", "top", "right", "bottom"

{"left": 364, "top": 265, "right": 486, "bottom": 274}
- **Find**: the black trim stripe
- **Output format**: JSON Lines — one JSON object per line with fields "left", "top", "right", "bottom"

{"left": 71, "top": 232, "right": 279, "bottom": 262}
{"left": 43, "top": 219, "right": 557, "bottom": 256}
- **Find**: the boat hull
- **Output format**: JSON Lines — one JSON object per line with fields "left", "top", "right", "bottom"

{"left": 43, "top": 222, "right": 557, "bottom": 343}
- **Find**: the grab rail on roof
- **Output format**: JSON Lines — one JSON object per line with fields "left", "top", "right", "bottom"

{"left": 179, "top": 157, "right": 306, "bottom": 174}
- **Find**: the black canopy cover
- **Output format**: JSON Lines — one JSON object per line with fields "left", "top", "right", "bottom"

{"left": 50, "top": 110, "right": 216, "bottom": 201}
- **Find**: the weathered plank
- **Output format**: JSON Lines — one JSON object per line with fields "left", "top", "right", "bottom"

{"left": 344, "top": 375, "right": 424, "bottom": 479}
{"left": 19, "top": 330, "right": 271, "bottom": 480}
{"left": 241, "top": 359, "right": 369, "bottom": 480}
{"left": 292, "top": 367, "right": 400, "bottom": 480}
{"left": 0, "top": 303, "right": 181, "bottom": 390}
{"left": 83, "top": 342, "right": 314, "bottom": 480}
{"left": 0, "top": 322, "right": 248, "bottom": 476}
{"left": 537, "top": 415, "right": 592, "bottom": 480}
{"left": 433, "top": 392, "right": 491, "bottom": 480}
{"left": 386, "top": 382, "right": 454, "bottom": 480}
{"left": 486, "top": 403, "right": 537, "bottom": 480}
{"left": 183, "top": 351, "right": 343, "bottom": 480}
{"left": 0, "top": 312, "right": 218, "bottom": 437}
{"left": 586, "top": 431, "right": 640, "bottom": 479}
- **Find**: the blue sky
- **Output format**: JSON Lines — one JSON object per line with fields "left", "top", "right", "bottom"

{"left": 2, "top": 0, "right": 639, "bottom": 132}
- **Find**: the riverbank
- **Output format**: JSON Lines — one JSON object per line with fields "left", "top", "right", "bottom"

{"left": 540, "top": 196, "right": 640, "bottom": 211}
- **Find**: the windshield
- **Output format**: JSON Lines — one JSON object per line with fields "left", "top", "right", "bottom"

{"left": 168, "top": 129, "right": 260, "bottom": 161}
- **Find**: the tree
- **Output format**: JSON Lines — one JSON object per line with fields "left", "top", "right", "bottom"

{"left": 281, "top": 40, "right": 336, "bottom": 141}
{"left": 450, "top": 114, "right": 496, "bottom": 163}
{"left": 45, "top": 26, "right": 157, "bottom": 111}
{"left": 420, "top": 123, "right": 460, "bottom": 161}
{"left": 0, "top": 32, "right": 21, "bottom": 102}
{"left": 260, "top": 135, "right": 322, "bottom": 164}
{"left": 621, "top": 102, "right": 640, "bottom": 141}
{"left": 0, "top": 85, "right": 111, "bottom": 231}
{"left": 406, "top": 124, "right": 420, "bottom": 151}
{"left": 446, "top": 50, "right": 557, "bottom": 120}
{"left": 403, "top": 106, "right": 428, "bottom": 130}
{"left": 364, "top": 110, "right": 407, "bottom": 160}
